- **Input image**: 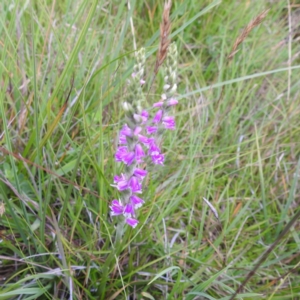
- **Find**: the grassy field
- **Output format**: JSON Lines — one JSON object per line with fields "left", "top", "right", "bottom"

{"left": 0, "top": 0, "right": 300, "bottom": 299}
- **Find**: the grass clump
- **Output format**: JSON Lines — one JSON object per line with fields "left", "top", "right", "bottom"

{"left": 0, "top": 0, "right": 300, "bottom": 299}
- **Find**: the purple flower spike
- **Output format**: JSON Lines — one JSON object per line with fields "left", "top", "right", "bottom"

{"left": 110, "top": 200, "right": 124, "bottom": 216}
{"left": 153, "top": 109, "right": 163, "bottom": 124}
{"left": 146, "top": 126, "right": 158, "bottom": 134}
{"left": 130, "top": 195, "right": 145, "bottom": 209}
{"left": 151, "top": 153, "right": 165, "bottom": 165}
{"left": 126, "top": 217, "right": 139, "bottom": 228}
{"left": 128, "top": 176, "right": 142, "bottom": 193}
{"left": 115, "top": 146, "right": 128, "bottom": 162}
{"left": 153, "top": 101, "right": 164, "bottom": 108}
{"left": 135, "top": 143, "right": 145, "bottom": 163}
{"left": 168, "top": 98, "right": 178, "bottom": 106}
{"left": 162, "top": 116, "right": 176, "bottom": 130}
{"left": 110, "top": 44, "right": 178, "bottom": 228}
{"left": 123, "top": 151, "right": 135, "bottom": 165}
{"left": 133, "top": 168, "right": 147, "bottom": 179}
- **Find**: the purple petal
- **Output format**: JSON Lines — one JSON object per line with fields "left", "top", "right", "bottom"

{"left": 148, "top": 142, "right": 161, "bottom": 156}
{"left": 151, "top": 153, "right": 165, "bottom": 165}
{"left": 128, "top": 176, "right": 142, "bottom": 193}
{"left": 153, "top": 109, "right": 163, "bottom": 124}
{"left": 124, "top": 203, "right": 135, "bottom": 217}
{"left": 146, "top": 137, "right": 155, "bottom": 145}
{"left": 153, "top": 101, "right": 164, "bottom": 108}
{"left": 110, "top": 200, "right": 124, "bottom": 216}
{"left": 134, "top": 112, "right": 148, "bottom": 124}
{"left": 134, "top": 126, "right": 142, "bottom": 135}
{"left": 117, "top": 181, "right": 128, "bottom": 191}
{"left": 119, "top": 134, "right": 127, "bottom": 144}
{"left": 113, "top": 174, "right": 128, "bottom": 191}
{"left": 135, "top": 143, "right": 145, "bottom": 163}
{"left": 126, "top": 217, "right": 139, "bottom": 228}
{"left": 141, "top": 110, "right": 149, "bottom": 122}
{"left": 113, "top": 175, "right": 120, "bottom": 183}
{"left": 130, "top": 195, "right": 144, "bottom": 209}
{"left": 120, "top": 124, "right": 132, "bottom": 137}
{"left": 168, "top": 98, "right": 178, "bottom": 106}
{"left": 138, "top": 134, "right": 149, "bottom": 146}
{"left": 133, "top": 114, "right": 143, "bottom": 123}
{"left": 115, "top": 146, "right": 128, "bottom": 162}
{"left": 146, "top": 126, "right": 158, "bottom": 134}
{"left": 123, "top": 151, "right": 135, "bottom": 165}
{"left": 133, "top": 168, "right": 147, "bottom": 179}
{"left": 114, "top": 174, "right": 124, "bottom": 183}
{"left": 162, "top": 116, "right": 176, "bottom": 130}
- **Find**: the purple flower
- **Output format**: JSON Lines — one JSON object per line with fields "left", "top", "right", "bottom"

{"left": 113, "top": 174, "right": 128, "bottom": 191}
{"left": 168, "top": 98, "right": 178, "bottom": 106}
{"left": 134, "top": 126, "right": 142, "bottom": 135}
{"left": 134, "top": 112, "right": 148, "bottom": 124}
{"left": 153, "top": 101, "right": 164, "bottom": 108}
{"left": 133, "top": 168, "right": 147, "bottom": 179}
{"left": 110, "top": 200, "right": 124, "bottom": 216}
{"left": 115, "top": 146, "right": 128, "bottom": 161}
{"left": 119, "top": 134, "right": 127, "bottom": 144}
{"left": 141, "top": 110, "right": 149, "bottom": 123}
{"left": 119, "top": 125, "right": 133, "bottom": 144}
{"left": 126, "top": 217, "right": 139, "bottom": 228}
{"left": 153, "top": 109, "right": 163, "bottom": 124}
{"left": 124, "top": 203, "right": 135, "bottom": 217}
{"left": 115, "top": 146, "right": 135, "bottom": 166}
{"left": 146, "top": 126, "right": 158, "bottom": 134}
{"left": 128, "top": 176, "right": 142, "bottom": 193}
{"left": 162, "top": 116, "right": 176, "bottom": 130}
{"left": 138, "top": 134, "right": 149, "bottom": 146}
{"left": 148, "top": 141, "right": 165, "bottom": 164}
{"left": 123, "top": 151, "right": 135, "bottom": 165}
{"left": 135, "top": 143, "right": 145, "bottom": 163}
{"left": 130, "top": 195, "right": 144, "bottom": 209}
{"left": 120, "top": 124, "right": 132, "bottom": 137}
{"left": 148, "top": 141, "right": 161, "bottom": 156}
{"left": 151, "top": 153, "right": 165, "bottom": 165}
{"left": 145, "top": 137, "right": 155, "bottom": 148}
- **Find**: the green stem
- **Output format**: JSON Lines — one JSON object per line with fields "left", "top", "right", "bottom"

{"left": 99, "top": 219, "right": 126, "bottom": 299}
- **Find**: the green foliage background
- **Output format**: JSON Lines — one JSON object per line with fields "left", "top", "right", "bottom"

{"left": 0, "top": 0, "right": 299, "bottom": 299}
